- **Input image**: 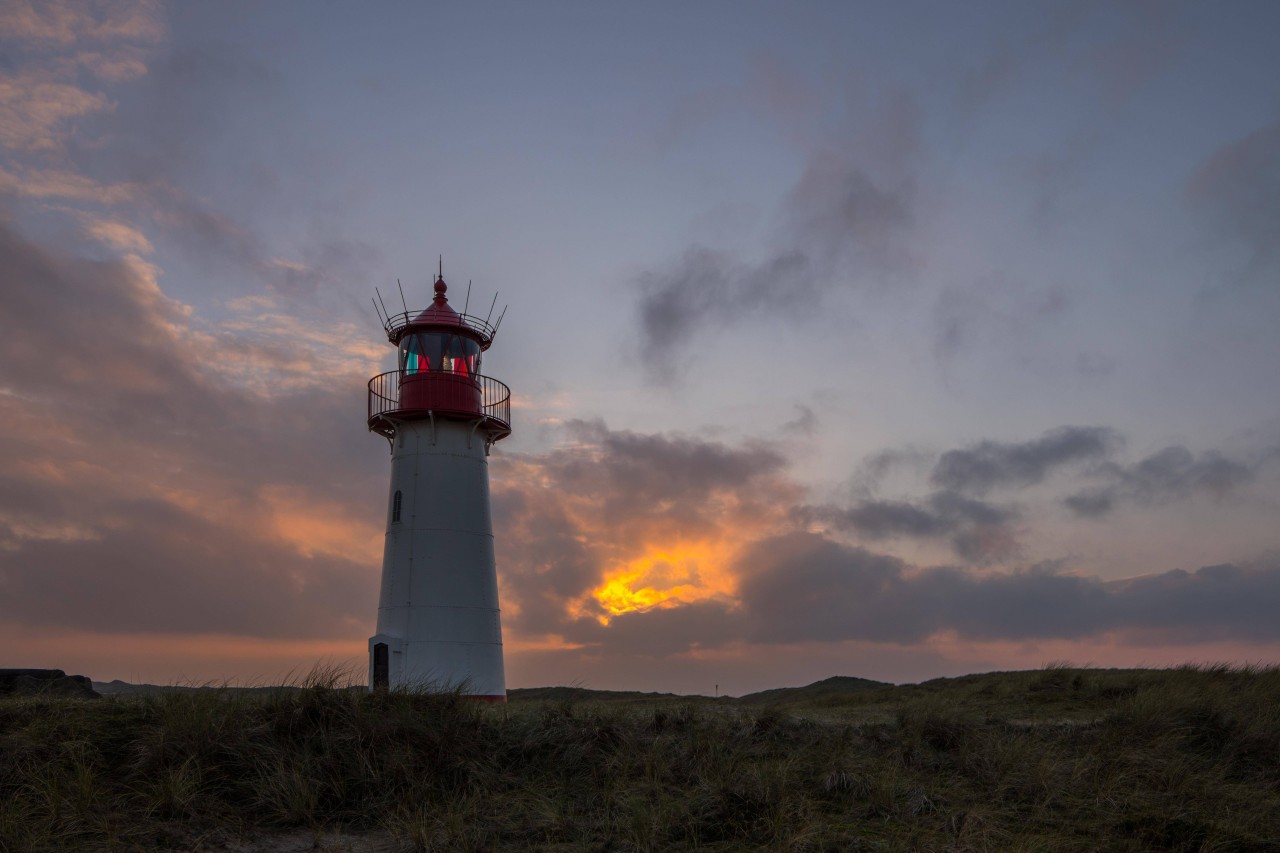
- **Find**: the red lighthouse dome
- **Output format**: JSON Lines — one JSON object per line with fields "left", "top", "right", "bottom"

{"left": 404, "top": 275, "right": 481, "bottom": 335}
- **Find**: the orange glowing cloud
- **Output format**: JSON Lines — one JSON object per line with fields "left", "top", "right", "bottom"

{"left": 156, "top": 481, "right": 384, "bottom": 568}
{"left": 261, "top": 485, "right": 382, "bottom": 565}
{"left": 490, "top": 424, "right": 799, "bottom": 642}
{"left": 587, "top": 540, "right": 741, "bottom": 623}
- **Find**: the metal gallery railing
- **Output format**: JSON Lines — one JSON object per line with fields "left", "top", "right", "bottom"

{"left": 367, "top": 370, "right": 511, "bottom": 435}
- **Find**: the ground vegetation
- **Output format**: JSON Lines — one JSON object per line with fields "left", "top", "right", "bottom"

{"left": 2, "top": 664, "right": 1278, "bottom": 851}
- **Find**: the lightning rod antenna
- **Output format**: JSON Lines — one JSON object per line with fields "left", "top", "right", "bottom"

{"left": 438, "top": 254, "right": 443, "bottom": 280}
{"left": 484, "top": 292, "right": 499, "bottom": 325}
{"left": 396, "top": 278, "right": 409, "bottom": 314}
{"left": 463, "top": 279, "right": 472, "bottom": 315}
{"left": 371, "top": 297, "right": 386, "bottom": 325}
{"left": 374, "top": 287, "right": 391, "bottom": 322}
{"left": 493, "top": 303, "right": 509, "bottom": 335}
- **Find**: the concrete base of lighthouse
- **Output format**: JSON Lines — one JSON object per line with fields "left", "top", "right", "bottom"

{"left": 369, "top": 416, "right": 505, "bottom": 700}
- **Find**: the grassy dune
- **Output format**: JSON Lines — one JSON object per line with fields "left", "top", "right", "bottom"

{"left": 2, "top": 664, "right": 1278, "bottom": 851}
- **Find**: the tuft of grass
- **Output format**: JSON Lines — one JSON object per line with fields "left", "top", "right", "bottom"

{"left": 2, "top": 664, "right": 1279, "bottom": 850}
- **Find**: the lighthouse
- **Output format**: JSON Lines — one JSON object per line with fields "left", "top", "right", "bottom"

{"left": 365, "top": 269, "right": 511, "bottom": 699}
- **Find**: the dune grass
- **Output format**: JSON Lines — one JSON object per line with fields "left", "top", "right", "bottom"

{"left": 2, "top": 663, "right": 1278, "bottom": 851}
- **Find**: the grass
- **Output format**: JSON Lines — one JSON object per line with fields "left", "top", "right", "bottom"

{"left": 2, "top": 664, "right": 1279, "bottom": 851}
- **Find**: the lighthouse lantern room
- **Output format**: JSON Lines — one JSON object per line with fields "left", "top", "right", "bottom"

{"left": 366, "top": 269, "right": 511, "bottom": 699}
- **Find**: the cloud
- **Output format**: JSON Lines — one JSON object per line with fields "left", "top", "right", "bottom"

{"left": 931, "top": 426, "right": 1121, "bottom": 495}
{"left": 492, "top": 485, "right": 601, "bottom": 637}
{"left": 797, "top": 490, "right": 1020, "bottom": 564}
{"left": 931, "top": 276, "right": 1071, "bottom": 365}
{"left": 0, "top": 165, "right": 138, "bottom": 203}
{"left": 0, "top": 11, "right": 394, "bottom": 656}
{"left": 1064, "top": 445, "right": 1257, "bottom": 518}
{"left": 727, "top": 535, "right": 1105, "bottom": 640}
{"left": 0, "top": 223, "right": 189, "bottom": 403}
{"left": 839, "top": 500, "right": 952, "bottom": 538}
{"left": 0, "top": 218, "right": 385, "bottom": 642}
{"left": 91, "top": 41, "right": 385, "bottom": 297}
{"left": 0, "top": 0, "right": 164, "bottom": 46}
{"left": 1062, "top": 488, "right": 1113, "bottom": 518}
{"left": 848, "top": 447, "right": 934, "bottom": 499}
{"left": 0, "top": 489, "right": 373, "bottom": 639}
{"left": 0, "top": 10, "right": 382, "bottom": 301}
{"left": 955, "top": 2, "right": 1092, "bottom": 116}
{"left": 781, "top": 404, "right": 816, "bottom": 436}
{"left": 1121, "top": 446, "right": 1255, "bottom": 500}
{"left": 0, "top": 211, "right": 374, "bottom": 446}
{"left": 955, "top": 2, "right": 1182, "bottom": 121}
{"left": 82, "top": 215, "right": 154, "bottom": 253}
{"left": 490, "top": 419, "right": 1272, "bottom": 658}
{"left": 28, "top": 7, "right": 390, "bottom": 321}
{"left": 1107, "top": 563, "right": 1280, "bottom": 643}
{"left": 783, "top": 136, "right": 918, "bottom": 272}
{"left": 635, "top": 246, "right": 812, "bottom": 380}
{"left": 0, "top": 74, "right": 114, "bottom": 151}
{"left": 0, "top": 1, "right": 163, "bottom": 152}
{"left": 858, "top": 427, "right": 1257, "bottom": 526}
{"left": 562, "top": 600, "right": 742, "bottom": 658}
{"left": 634, "top": 79, "right": 922, "bottom": 381}
{"left": 1186, "top": 122, "right": 1280, "bottom": 277}
{"left": 75, "top": 48, "right": 150, "bottom": 82}
{"left": 140, "top": 184, "right": 382, "bottom": 298}
{"left": 492, "top": 418, "right": 797, "bottom": 636}
{"left": 732, "top": 532, "right": 1280, "bottom": 647}
{"left": 560, "top": 419, "right": 788, "bottom": 519}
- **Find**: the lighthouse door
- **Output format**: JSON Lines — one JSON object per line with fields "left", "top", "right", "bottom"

{"left": 372, "top": 643, "right": 389, "bottom": 690}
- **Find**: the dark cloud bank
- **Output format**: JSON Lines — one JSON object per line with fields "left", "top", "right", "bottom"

{"left": 736, "top": 534, "right": 1280, "bottom": 646}
{"left": 563, "top": 534, "right": 1280, "bottom": 656}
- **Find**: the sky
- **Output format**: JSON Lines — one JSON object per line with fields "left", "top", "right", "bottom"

{"left": 2, "top": 0, "right": 1279, "bottom": 695}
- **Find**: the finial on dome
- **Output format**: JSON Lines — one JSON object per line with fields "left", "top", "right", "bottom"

{"left": 432, "top": 254, "right": 448, "bottom": 302}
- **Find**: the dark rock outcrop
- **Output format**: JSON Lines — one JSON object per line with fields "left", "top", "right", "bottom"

{"left": 0, "top": 669, "right": 100, "bottom": 698}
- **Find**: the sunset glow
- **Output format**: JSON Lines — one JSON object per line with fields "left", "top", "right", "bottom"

{"left": 590, "top": 542, "right": 737, "bottom": 622}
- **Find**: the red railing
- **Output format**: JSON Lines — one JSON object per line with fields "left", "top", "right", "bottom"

{"left": 367, "top": 370, "right": 511, "bottom": 440}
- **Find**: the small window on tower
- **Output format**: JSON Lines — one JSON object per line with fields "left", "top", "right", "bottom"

{"left": 392, "top": 490, "right": 402, "bottom": 523}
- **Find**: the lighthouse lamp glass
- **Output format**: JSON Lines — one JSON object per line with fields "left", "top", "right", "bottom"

{"left": 399, "top": 333, "right": 482, "bottom": 376}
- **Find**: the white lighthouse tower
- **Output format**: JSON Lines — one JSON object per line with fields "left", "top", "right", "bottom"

{"left": 366, "top": 270, "right": 511, "bottom": 700}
